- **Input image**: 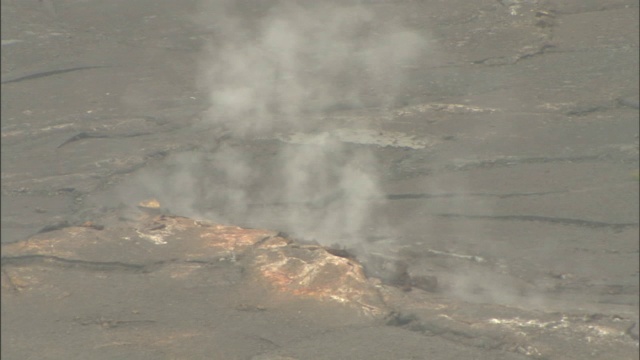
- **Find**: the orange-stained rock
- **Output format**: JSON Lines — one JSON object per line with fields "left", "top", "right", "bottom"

{"left": 1, "top": 213, "right": 387, "bottom": 316}
{"left": 2, "top": 212, "right": 638, "bottom": 360}
{"left": 138, "top": 198, "right": 161, "bottom": 209}
{"left": 250, "top": 244, "right": 386, "bottom": 315}
{"left": 2, "top": 215, "right": 277, "bottom": 264}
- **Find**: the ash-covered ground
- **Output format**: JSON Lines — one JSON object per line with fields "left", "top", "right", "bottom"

{"left": 2, "top": 0, "right": 638, "bottom": 359}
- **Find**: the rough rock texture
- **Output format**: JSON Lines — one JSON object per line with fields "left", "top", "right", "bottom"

{"left": 1, "top": 0, "right": 637, "bottom": 358}
{"left": 2, "top": 209, "right": 637, "bottom": 359}
{"left": 2, "top": 212, "right": 388, "bottom": 315}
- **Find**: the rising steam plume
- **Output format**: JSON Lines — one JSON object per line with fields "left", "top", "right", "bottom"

{"left": 114, "top": 0, "right": 600, "bottom": 312}
{"left": 127, "top": 0, "right": 428, "bottom": 249}
{"left": 197, "top": 0, "right": 426, "bottom": 134}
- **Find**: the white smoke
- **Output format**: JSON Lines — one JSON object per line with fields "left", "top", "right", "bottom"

{"left": 139, "top": 0, "right": 428, "bottom": 246}
{"left": 112, "top": 0, "right": 612, "bottom": 314}
{"left": 196, "top": 0, "right": 426, "bottom": 135}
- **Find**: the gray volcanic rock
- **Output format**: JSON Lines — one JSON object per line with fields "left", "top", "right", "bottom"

{"left": 2, "top": 208, "right": 637, "bottom": 359}
{"left": 2, "top": 211, "right": 388, "bottom": 316}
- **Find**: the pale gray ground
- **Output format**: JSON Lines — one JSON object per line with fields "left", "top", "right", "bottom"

{"left": 1, "top": 0, "right": 639, "bottom": 359}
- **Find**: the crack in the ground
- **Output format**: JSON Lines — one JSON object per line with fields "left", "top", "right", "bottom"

{"left": 0, "top": 255, "right": 206, "bottom": 273}
{"left": 385, "top": 311, "right": 512, "bottom": 355}
{"left": 248, "top": 190, "right": 569, "bottom": 209}
{"left": 386, "top": 191, "right": 565, "bottom": 200}
{"left": 471, "top": 43, "right": 556, "bottom": 66}
{"left": 434, "top": 213, "right": 638, "bottom": 230}
{"left": 555, "top": 4, "right": 640, "bottom": 16}
{"left": 56, "top": 131, "right": 152, "bottom": 149}
{"left": 447, "top": 155, "right": 607, "bottom": 170}
{"left": 1, "top": 65, "right": 113, "bottom": 84}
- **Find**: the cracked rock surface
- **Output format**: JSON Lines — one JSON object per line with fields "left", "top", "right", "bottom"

{"left": 2, "top": 212, "right": 637, "bottom": 359}
{"left": 2, "top": 0, "right": 638, "bottom": 359}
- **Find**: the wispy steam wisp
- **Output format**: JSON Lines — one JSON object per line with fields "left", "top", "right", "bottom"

{"left": 129, "top": 0, "right": 428, "bottom": 248}
{"left": 197, "top": 0, "right": 426, "bottom": 134}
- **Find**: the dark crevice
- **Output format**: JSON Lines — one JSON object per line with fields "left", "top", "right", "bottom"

{"left": 555, "top": 5, "right": 640, "bottom": 16}
{"left": 0, "top": 255, "right": 221, "bottom": 273}
{"left": 386, "top": 191, "right": 565, "bottom": 200}
{"left": 36, "top": 220, "right": 104, "bottom": 234}
{"left": 1, "top": 253, "right": 237, "bottom": 273}
{"left": 37, "top": 221, "right": 72, "bottom": 234}
{"left": 57, "top": 131, "right": 152, "bottom": 149}
{"left": 249, "top": 190, "right": 568, "bottom": 209}
{"left": 385, "top": 311, "right": 508, "bottom": 352}
{"left": 471, "top": 44, "right": 555, "bottom": 66}
{"left": 74, "top": 317, "right": 157, "bottom": 329}
{"left": 448, "top": 155, "right": 605, "bottom": 170}
{"left": 1, "top": 65, "right": 112, "bottom": 84}
{"left": 434, "top": 213, "right": 638, "bottom": 230}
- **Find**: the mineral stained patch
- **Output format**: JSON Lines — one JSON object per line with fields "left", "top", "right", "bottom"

{"left": 1, "top": 208, "right": 388, "bottom": 316}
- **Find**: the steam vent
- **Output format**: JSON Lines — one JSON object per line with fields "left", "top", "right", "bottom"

{"left": 2, "top": 200, "right": 637, "bottom": 359}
